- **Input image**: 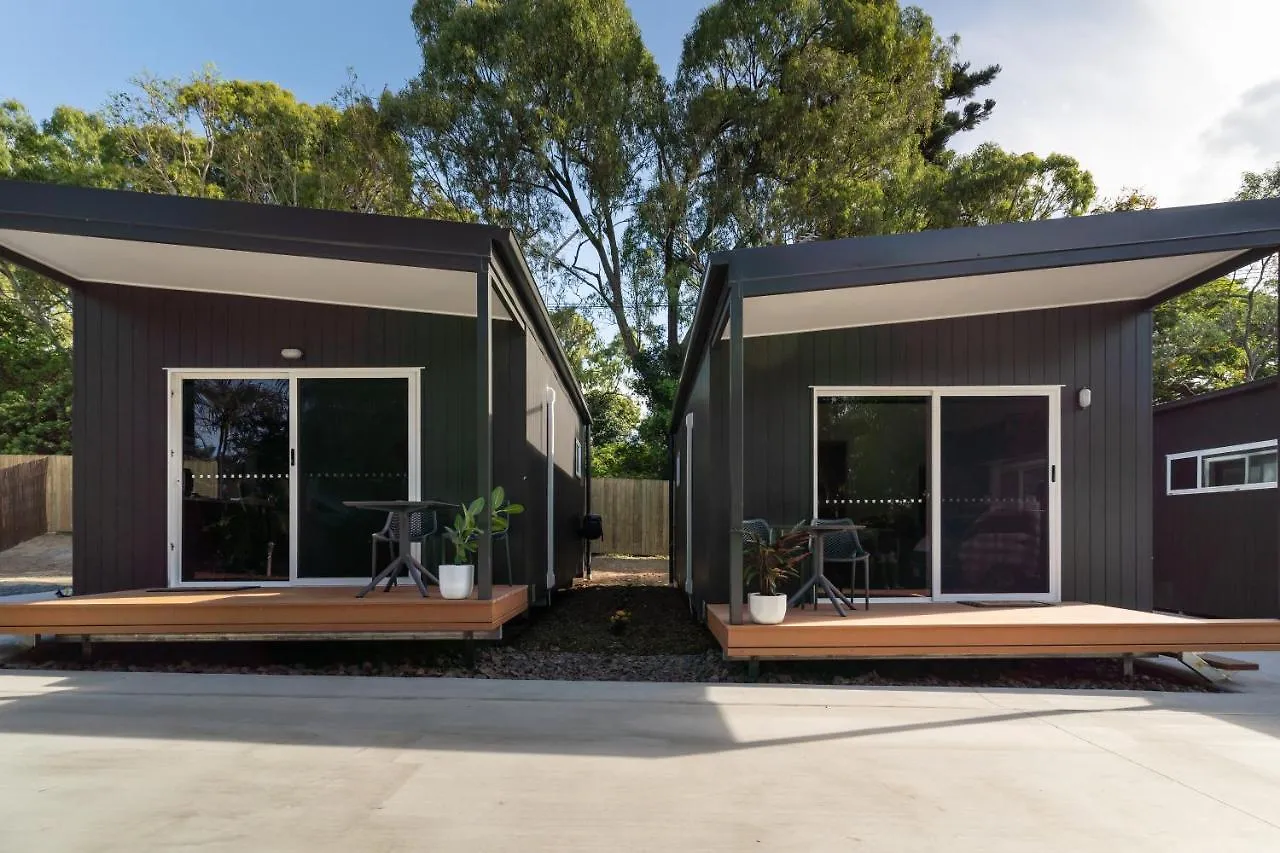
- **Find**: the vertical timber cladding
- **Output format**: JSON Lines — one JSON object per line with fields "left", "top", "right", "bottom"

{"left": 71, "top": 283, "right": 479, "bottom": 594}
{"left": 522, "top": 329, "right": 588, "bottom": 594}
{"left": 695, "top": 302, "right": 1154, "bottom": 611}
{"left": 1153, "top": 381, "right": 1280, "bottom": 617}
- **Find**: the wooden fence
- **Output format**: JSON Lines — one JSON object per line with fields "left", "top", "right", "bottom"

{"left": 591, "top": 478, "right": 669, "bottom": 556}
{"left": 0, "top": 455, "right": 73, "bottom": 534}
{"left": 0, "top": 458, "right": 49, "bottom": 551}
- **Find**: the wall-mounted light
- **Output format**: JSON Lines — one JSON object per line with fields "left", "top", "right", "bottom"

{"left": 1077, "top": 387, "right": 1092, "bottom": 409}
{"left": 280, "top": 348, "right": 305, "bottom": 361}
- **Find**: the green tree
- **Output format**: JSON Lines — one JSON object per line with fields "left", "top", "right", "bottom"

{"left": 107, "top": 69, "right": 443, "bottom": 216}
{"left": 1146, "top": 166, "right": 1279, "bottom": 402}
{"left": 0, "top": 299, "right": 72, "bottom": 454}
{"left": 920, "top": 143, "right": 1095, "bottom": 227}
{"left": 402, "top": 0, "right": 1092, "bottom": 477}
{"left": 549, "top": 308, "right": 645, "bottom": 475}
{"left": 921, "top": 56, "right": 1001, "bottom": 163}
{"left": 1153, "top": 277, "right": 1276, "bottom": 402}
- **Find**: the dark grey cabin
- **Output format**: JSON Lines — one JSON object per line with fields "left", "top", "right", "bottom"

{"left": 0, "top": 181, "right": 590, "bottom": 600}
{"left": 1154, "top": 378, "right": 1279, "bottom": 618}
{"left": 670, "top": 198, "right": 1280, "bottom": 624}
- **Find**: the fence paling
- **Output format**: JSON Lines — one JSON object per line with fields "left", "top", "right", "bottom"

{"left": 0, "top": 458, "right": 49, "bottom": 551}
{"left": 592, "top": 477, "right": 669, "bottom": 556}
{"left": 0, "top": 455, "right": 72, "bottom": 534}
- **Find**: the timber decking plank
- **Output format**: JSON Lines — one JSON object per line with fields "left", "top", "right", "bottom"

{"left": 0, "top": 585, "right": 529, "bottom": 635}
{"left": 706, "top": 603, "right": 1280, "bottom": 659}
{"left": 717, "top": 642, "right": 1280, "bottom": 660}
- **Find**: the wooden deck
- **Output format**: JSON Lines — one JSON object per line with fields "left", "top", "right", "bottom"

{"left": 707, "top": 601, "right": 1280, "bottom": 661}
{"left": 0, "top": 585, "right": 529, "bottom": 639}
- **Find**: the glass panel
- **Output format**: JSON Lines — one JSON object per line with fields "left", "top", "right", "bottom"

{"left": 1168, "top": 457, "right": 1198, "bottom": 491}
{"left": 1204, "top": 454, "right": 1247, "bottom": 487}
{"left": 939, "top": 396, "right": 1049, "bottom": 595}
{"left": 181, "top": 378, "right": 290, "bottom": 582}
{"left": 1248, "top": 451, "right": 1277, "bottom": 484}
{"left": 816, "top": 396, "right": 930, "bottom": 597}
{"left": 297, "top": 377, "right": 410, "bottom": 578}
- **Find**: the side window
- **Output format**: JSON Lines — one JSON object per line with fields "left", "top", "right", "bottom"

{"left": 573, "top": 434, "right": 583, "bottom": 479}
{"left": 1167, "top": 440, "right": 1278, "bottom": 494}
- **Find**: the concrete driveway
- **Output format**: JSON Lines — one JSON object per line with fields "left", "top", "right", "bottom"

{"left": 1, "top": 667, "right": 1279, "bottom": 852}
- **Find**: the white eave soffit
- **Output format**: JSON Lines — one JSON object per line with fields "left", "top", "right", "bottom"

{"left": 0, "top": 228, "right": 514, "bottom": 320}
{"left": 729, "top": 249, "right": 1247, "bottom": 338}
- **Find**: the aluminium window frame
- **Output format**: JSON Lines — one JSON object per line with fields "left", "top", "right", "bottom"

{"left": 1165, "top": 439, "right": 1279, "bottom": 496}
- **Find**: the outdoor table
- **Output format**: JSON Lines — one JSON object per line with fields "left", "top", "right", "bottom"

{"left": 344, "top": 500, "right": 459, "bottom": 598}
{"left": 788, "top": 522, "right": 866, "bottom": 617}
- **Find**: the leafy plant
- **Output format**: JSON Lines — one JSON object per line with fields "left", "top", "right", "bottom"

{"left": 608, "top": 608, "right": 632, "bottom": 634}
{"left": 444, "top": 486, "right": 524, "bottom": 565}
{"left": 741, "top": 522, "right": 811, "bottom": 597}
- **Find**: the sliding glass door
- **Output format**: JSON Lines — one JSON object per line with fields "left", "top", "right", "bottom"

{"left": 816, "top": 396, "right": 931, "bottom": 597}
{"left": 938, "top": 395, "right": 1052, "bottom": 597}
{"left": 814, "top": 387, "right": 1059, "bottom": 602}
{"left": 179, "top": 377, "right": 291, "bottom": 583}
{"left": 295, "top": 377, "right": 412, "bottom": 580}
{"left": 170, "top": 369, "right": 419, "bottom": 586}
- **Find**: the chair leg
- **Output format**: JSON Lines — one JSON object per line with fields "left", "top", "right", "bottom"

{"left": 370, "top": 537, "right": 378, "bottom": 579}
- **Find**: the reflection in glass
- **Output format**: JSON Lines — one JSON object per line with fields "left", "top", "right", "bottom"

{"left": 296, "top": 378, "right": 410, "bottom": 578}
{"left": 181, "top": 379, "right": 290, "bottom": 582}
{"left": 816, "top": 396, "right": 931, "bottom": 596}
{"left": 939, "top": 396, "right": 1049, "bottom": 595}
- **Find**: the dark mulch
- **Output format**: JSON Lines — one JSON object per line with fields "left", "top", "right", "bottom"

{"left": 507, "top": 571, "right": 715, "bottom": 656}
{"left": 0, "top": 566, "right": 1212, "bottom": 690}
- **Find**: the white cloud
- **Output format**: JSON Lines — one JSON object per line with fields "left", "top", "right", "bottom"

{"left": 1205, "top": 79, "right": 1280, "bottom": 158}
{"left": 924, "top": 0, "right": 1280, "bottom": 206}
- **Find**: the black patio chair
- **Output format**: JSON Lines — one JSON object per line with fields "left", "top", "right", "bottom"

{"left": 371, "top": 509, "right": 444, "bottom": 586}
{"left": 810, "top": 517, "right": 872, "bottom": 610}
{"left": 742, "top": 518, "right": 774, "bottom": 546}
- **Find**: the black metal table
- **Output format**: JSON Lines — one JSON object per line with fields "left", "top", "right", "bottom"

{"left": 788, "top": 523, "right": 865, "bottom": 617}
{"left": 344, "top": 500, "right": 457, "bottom": 598}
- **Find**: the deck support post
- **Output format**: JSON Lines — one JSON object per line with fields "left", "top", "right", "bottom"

{"left": 463, "top": 632, "right": 476, "bottom": 669}
{"left": 476, "top": 263, "right": 493, "bottom": 601}
{"left": 745, "top": 657, "right": 760, "bottom": 683}
{"left": 79, "top": 636, "right": 92, "bottom": 661}
{"left": 728, "top": 283, "right": 745, "bottom": 625}
{"left": 1122, "top": 653, "right": 1135, "bottom": 679}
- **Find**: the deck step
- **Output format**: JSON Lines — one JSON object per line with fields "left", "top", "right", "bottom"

{"left": 1199, "top": 653, "right": 1260, "bottom": 671}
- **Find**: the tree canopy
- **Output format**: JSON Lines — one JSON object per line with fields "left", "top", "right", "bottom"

{"left": 1143, "top": 166, "right": 1279, "bottom": 402}
{"left": 398, "top": 0, "right": 1096, "bottom": 476}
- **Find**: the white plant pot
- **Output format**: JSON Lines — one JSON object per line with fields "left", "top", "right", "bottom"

{"left": 438, "top": 564, "right": 475, "bottom": 600}
{"left": 748, "top": 592, "right": 788, "bottom": 625}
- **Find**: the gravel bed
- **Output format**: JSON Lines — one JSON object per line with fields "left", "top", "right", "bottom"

{"left": 0, "top": 582, "right": 66, "bottom": 597}
{"left": 5, "top": 640, "right": 1209, "bottom": 691}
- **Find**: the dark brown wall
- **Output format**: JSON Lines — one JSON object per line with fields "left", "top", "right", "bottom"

{"left": 1153, "top": 382, "right": 1280, "bottom": 617}
{"left": 684, "top": 302, "right": 1155, "bottom": 613}
{"left": 72, "top": 283, "right": 486, "bottom": 594}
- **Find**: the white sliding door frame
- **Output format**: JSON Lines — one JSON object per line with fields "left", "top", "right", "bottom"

{"left": 811, "top": 385, "right": 1062, "bottom": 604}
{"left": 166, "top": 367, "right": 421, "bottom": 588}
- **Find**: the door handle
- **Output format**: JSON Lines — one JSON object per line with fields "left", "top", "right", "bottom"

{"left": 290, "top": 449, "right": 296, "bottom": 467}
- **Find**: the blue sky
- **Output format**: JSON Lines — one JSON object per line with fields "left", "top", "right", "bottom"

{"left": 0, "top": 0, "right": 702, "bottom": 115}
{"left": 3, "top": 0, "right": 1279, "bottom": 205}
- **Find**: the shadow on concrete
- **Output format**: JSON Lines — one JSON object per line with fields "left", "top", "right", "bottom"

{"left": 0, "top": 669, "right": 1205, "bottom": 759}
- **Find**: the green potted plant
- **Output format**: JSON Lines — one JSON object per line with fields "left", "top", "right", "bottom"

{"left": 441, "top": 486, "right": 523, "bottom": 599}
{"left": 741, "top": 522, "right": 810, "bottom": 624}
